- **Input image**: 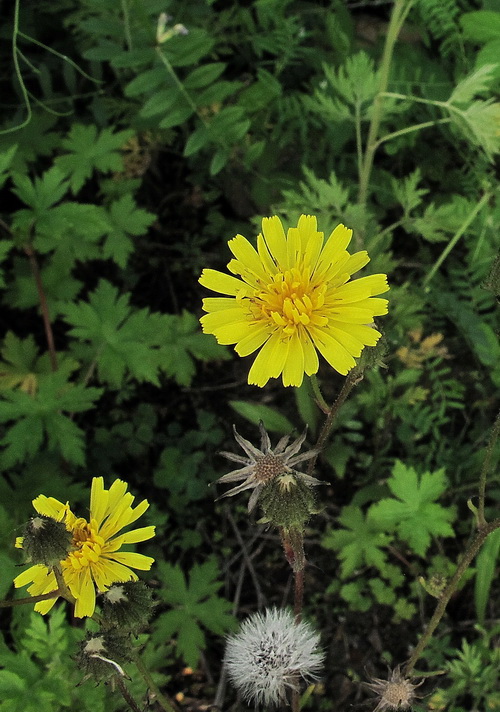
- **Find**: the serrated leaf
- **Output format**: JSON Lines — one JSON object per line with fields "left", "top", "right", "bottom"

{"left": 11, "top": 167, "right": 69, "bottom": 214}
{"left": 102, "top": 194, "right": 155, "bottom": 267}
{"left": 0, "top": 371, "right": 102, "bottom": 467}
{"left": 322, "top": 506, "right": 392, "bottom": 578}
{"left": 368, "top": 461, "right": 455, "bottom": 557}
{"left": 229, "top": 400, "right": 294, "bottom": 434}
{"left": 449, "top": 64, "right": 499, "bottom": 105}
{"left": 55, "top": 125, "right": 134, "bottom": 193}
{"left": 155, "top": 557, "right": 235, "bottom": 666}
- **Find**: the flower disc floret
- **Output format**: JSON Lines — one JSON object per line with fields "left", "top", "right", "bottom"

{"left": 14, "top": 478, "right": 155, "bottom": 618}
{"left": 199, "top": 214, "right": 389, "bottom": 387}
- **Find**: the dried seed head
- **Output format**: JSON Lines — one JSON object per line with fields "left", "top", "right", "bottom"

{"left": 365, "top": 668, "right": 419, "bottom": 711}
{"left": 216, "top": 422, "right": 324, "bottom": 519}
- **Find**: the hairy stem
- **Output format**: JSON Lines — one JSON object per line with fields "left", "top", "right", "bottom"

{"left": 115, "top": 675, "right": 143, "bottom": 712}
{"left": 0, "top": 590, "right": 60, "bottom": 608}
{"left": 307, "top": 369, "right": 364, "bottom": 477}
{"left": 404, "top": 517, "right": 500, "bottom": 677}
{"left": 133, "top": 653, "right": 179, "bottom": 712}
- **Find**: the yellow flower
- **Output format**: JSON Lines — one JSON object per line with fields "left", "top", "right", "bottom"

{"left": 199, "top": 215, "right": 389, "bottom": 387}
{"left": 14, "top": 478, "right": 155, "bottom": 618}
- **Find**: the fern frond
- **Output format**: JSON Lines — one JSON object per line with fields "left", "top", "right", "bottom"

{"left": 417, "top": 0, "right": 463, "bottom": 58}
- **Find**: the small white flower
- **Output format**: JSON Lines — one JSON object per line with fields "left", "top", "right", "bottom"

{"left": 225, "top": 608, "right": 324, "bottom": 707}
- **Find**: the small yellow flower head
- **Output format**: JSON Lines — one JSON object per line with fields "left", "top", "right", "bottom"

{"left": 365, "top": 668, "right": 420, "bottom": 711}
{"left": 199, "top": 215, "right": 389, "bottom": 387}
{"left": 217, "top": 422, "right": 323, "bottom": 518}
{"left": 14, "top": 478, "right": 155, "bottom": 618}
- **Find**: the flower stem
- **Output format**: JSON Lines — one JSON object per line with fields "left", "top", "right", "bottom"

{"left": 133, "top": 653, "right": 179, "bottom": 712}
{"left": 358, "top": 0, "right": 413, "bottom": 208}
{"left": 477, "top": 409, "right": 500, "bottom": 528}
{"left": 115, "top": 675, "right": 143, "bottom": 712}
{"left": 423, "top": 192, "right": 490, "bottom": 289}
{"left": 0, "top": 590, "right": 60, "bottom": 608}
{"left": 403, "top": 517, "right": 500, "bottom": 677}
{"left": 307, "top": 369, "right": 364, "bottom": 477}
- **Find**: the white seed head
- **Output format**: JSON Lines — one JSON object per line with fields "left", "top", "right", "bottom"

{"left": 225, "top": 608, "right": 324, "bottom": 707}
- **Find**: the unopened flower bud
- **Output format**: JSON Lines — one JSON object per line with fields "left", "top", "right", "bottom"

{"left": 259, "top": 474, "right": 318, "bottom": 529}
{"left": 101, "top": 581, "right": 154, "bottom": 632}
{"left": 76, "top": 632, "right": 132, "bottom": 682}
{"left": 19, "top": 515, "right": 72, "bottom": 566}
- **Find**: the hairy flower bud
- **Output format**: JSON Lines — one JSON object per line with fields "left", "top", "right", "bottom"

{"left": 76, "top": 631, "right": 132, "bottom": 682}
{"left": 101, "top": 581, "right": 154, "bottom": 632}
{"left": 19, "top": 515, "right": 72, "bottom": 567}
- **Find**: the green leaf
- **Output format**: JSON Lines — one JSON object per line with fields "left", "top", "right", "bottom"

{"left": 449, "top": 64, "right": 500, "bottom": 105}
{"left": 474, "top": 528, "right": 500, "bottom": 624}
{"left": 183, "top": 62, "right": 226, "bottom": 89}
{"left": 11, "top": 167, "right": 69, "bottom": 214}
{"left": 0, "top": 145, "right": 17, "bottom": 188}
{"left": 229, "top": 400, "right": 294, "bottom": 434}
{"left": 102, "top": 194, "right": 155, "bottom": 267}
{"left": 0, "top": 240, "right": 13, "bottom": 288}
{"left": 154, "top": 558, "right": 235, "bottom": 666}
{"left": 368, "top": 461, "right": 455, "bottom": 557}
{"left": 0, "top": 369, "right": 102, "bottom": 467}
{"left": 322, "top": 506, "right": 392, "bottom": 578}
{"left": 460, "top": 11, "right": 500, "bottom": 43}
{"left": 55, "top": 125, "right": 134, "bottom": 193}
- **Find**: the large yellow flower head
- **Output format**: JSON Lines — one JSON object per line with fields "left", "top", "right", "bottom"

{"left": 199, "top": 215, "right": 389, "bottom": 387}
{"left": 14, "top": 478, "right": 155, "bottom": 618}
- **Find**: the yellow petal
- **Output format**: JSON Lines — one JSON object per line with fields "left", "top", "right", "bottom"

{"left": 234, "top": 324, "right": 272, "bottom": 357}
{"left": 282, "top": 331, "right": 305, "bottom": 387}
{"left": 73, "top": 567, "right": 96, "bottom": 618}
{"left": 199, "top": 269, "right": 245, "bottom": 296}
{"left": 109, "top": 552, "right": 155, "bottom": 570}
{"left": 32, "top": 495, "right": 68, "bottom": 521}
{"left": 310, "top": 327, "right": 356, "bottom": 375}
{"left": 261, "top": 216, "right": 287, "bottom": 267}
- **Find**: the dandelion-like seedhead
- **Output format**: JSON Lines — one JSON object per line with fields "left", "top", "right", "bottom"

{"left": 199, "top": 214, "right": 389, "bottom": 387}
{"left": 225, "top": 608, "right": 324, "bottom": 707}
{"left": 217, "top": 422, "right": 323, "bottom": 519}
{"left": 365, "top": 667, "right": 420, "bottom": 711}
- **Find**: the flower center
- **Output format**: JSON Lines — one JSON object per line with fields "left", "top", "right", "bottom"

{"left": 249, "top": 268, "right": 328, "bottom": 333}
{"left": 254, "top": 454, "right": 288, "bottom": 483}
{"left": 65, "top": 518, "right": 105, "bottom": 570}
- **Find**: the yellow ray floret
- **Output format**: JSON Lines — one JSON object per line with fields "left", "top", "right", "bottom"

{"left": 14, "top": 477, "right": 155, "bottom": 617}
{"left": 199, "top": 215, "right": 389, "bottom": 387}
